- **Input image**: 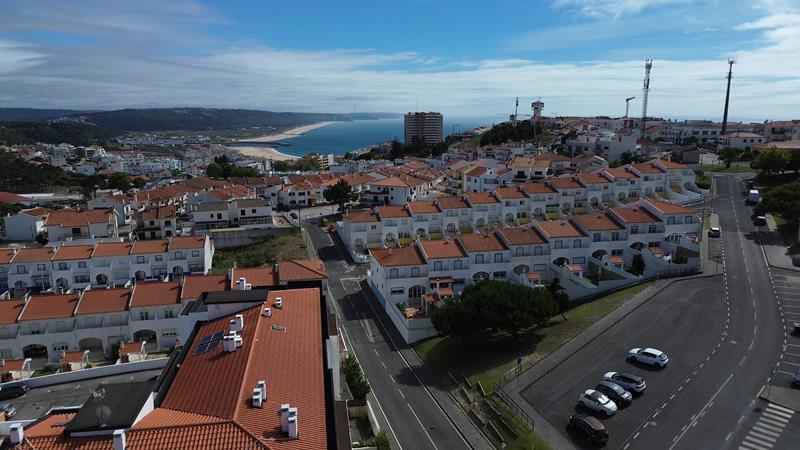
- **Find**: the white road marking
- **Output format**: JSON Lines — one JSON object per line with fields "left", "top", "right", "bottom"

{"left": 407, "top": 403, "right": 439, "bottom": 450}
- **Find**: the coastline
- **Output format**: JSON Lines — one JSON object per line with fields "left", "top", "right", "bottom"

{"left": 231, "top": 145, "right": 299, "bottom": 161}
{"left": 238, "top": 121, "right": 334, "bottom": 143}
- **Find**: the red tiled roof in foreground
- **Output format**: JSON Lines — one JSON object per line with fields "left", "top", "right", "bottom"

{"left": 161, "top": 289, "right": 328, "bottom": 450}
{"left": 0, "top": 299, "right": 24, "bottom": 324}
{"left": 130, "top": 282, "right": 181, "bottom": 307}
{"left": 19, "top": 294, "right": 79, "bottom": 321}
{"left": 181, "top": 274, "right": 228, "bottom": 300}
{"left": 371, "top": 246, "right": 426, "bottom": 267}
{"left": 75, "top": 288, "right": 130, "bottom": 315}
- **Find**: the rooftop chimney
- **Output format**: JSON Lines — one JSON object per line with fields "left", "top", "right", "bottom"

{"left": 262, "top": 307, "right": 272, "bottom": 318}
{"left": 223, "top": 335, "right": 236, "bottom": 353}
{"left": 252, "top": 387, "right": 263, "bottom": 408}
{"left": 113, "top": 429, "right": 126, "bottom": 450}
{"left": 274, "top": 297, "right": 283, "bottom": 309}
{"left": 230, "top": 314, "right": 244, "bottom": 333}
{"left": 288, "top": 413, "right": 298, "bottom": 439}
{"left": 258, "top": 379, "right": 266, "bottom": 400}
{"left": 280, "top": 404, "right": 291, "bottom": 432}
{"left": 9, "top": 423, "right": 23, "bottom": 445}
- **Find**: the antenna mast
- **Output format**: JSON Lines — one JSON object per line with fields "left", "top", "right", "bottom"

{"left": 721, "top": 58, "right": 736, "bottom": 136}
{"left": 640, "top": 60, "right": 652, "bottom": 143}
{"left": 625, "top": 96, "right": 636, "bottom": 118}
{"left": 513, "top": 97, "right": 519, "bottom": 126}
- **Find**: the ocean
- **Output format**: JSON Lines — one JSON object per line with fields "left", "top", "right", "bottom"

{"left": 228, "top": 116, "right": 499, "bottom": 157}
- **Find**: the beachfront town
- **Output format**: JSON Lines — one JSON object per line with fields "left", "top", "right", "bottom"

{"left": 1, "top": 104, "right": 800, "bottom": 450}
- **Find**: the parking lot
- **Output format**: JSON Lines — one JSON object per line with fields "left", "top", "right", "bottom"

{"left": 520, "top": 277, "right": 725, "bottom": 448}
{"left": 771, "top": 269, "right": 800, "bottom": 383}
{"left": 7, "top": 369, "right": 162, "bottom": 421}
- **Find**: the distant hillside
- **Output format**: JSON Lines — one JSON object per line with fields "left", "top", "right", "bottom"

{"left": 73, "top": 108, "right": 394, "bottom": 132}
{"left": 0, "top": 121, "right": 121, "bottom": 146}
{"left": 0, "top": 108, "right": 99, "bottom": 122}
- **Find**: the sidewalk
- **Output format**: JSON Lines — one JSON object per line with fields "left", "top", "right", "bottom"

{"left": 501, "top": 273, "right": 722, "bottom": 450}
{"left": 761, "top": 214, "right": 799, "bottom": 272}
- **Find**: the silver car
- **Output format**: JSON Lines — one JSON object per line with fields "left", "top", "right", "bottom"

{"left": 628, "top": 347, "right": 669, "bottom": 367}
{"left": 604, "top": 371, "right": 647, "bottom": 393}
{"left": 578, "top": 389, "right": 618, "bottom": 416}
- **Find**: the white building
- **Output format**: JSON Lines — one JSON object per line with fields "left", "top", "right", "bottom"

{"left": 1, "top": 207, "right": 49, "bottom": 241}
{"left": 44, "top": 209, "right": 119, "bottom": 242}
{"left": 720, "top": 132, "right": 765, "bottom": 149}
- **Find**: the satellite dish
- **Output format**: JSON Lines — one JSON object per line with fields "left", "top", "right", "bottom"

{"left": 96, "top": 405, "right": 112, "bottom": 427}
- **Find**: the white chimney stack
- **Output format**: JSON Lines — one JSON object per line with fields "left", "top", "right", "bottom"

{"left": 262, "top": 307, "right": 272, "bottom": 317}
{"left": 113, "top": 429, "right": 126, "bottom": 450}
{"left": 258, "top": 379, "right": 266, "bottom": 400}
{"left": 288, "top": 413, "right": 298, "bottom": 439}
{"left": 275, "top": 297, "right": 283, "bottom": 309}
{"left": 9, "top": 423, "right": 23, "bottom": 445}
{"left": 280, "top": 404, "right": 291, "bottom": 432}
{"left": 223, "top": 335, "right": 236, "bottom": 352}
{"left": 235, "top": 314, "right": 244, "bottom": 331}
{"left": 234, "top": 335, "right": 243, "bottom": 348}
{"left": 252, "top": 388, "right": 263, "bottom": 408}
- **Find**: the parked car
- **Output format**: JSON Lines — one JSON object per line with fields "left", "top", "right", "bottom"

{"left": 578, "top": 389, "right": 617, "bottom": 416}
{"left": 604, "top": 372, "right": 646, "bottom": 393}
{"left": 595, "top": 380, "right": 633, "bottom": 406}
{"left": 568, "top": 414, "right": 609, "bottom": 444}
{"left": 628, "top": 348, "right": 669, "bottom": 367}
{"left": 0, "top": 384, "right": 28, "bottom": 401}
{"left": 0, "top": 402, "right": 16, "bottom": 418}
{"left": 753, "top": 215, "right": 767, "bottom": 226}
{"left": 792, "top": 371, "right": 800, "bottom": 389}
{"left": 289, "top": 212, "right": 298, "bottom": 219}
{"left": 792, "top": 322, "right": 800, "bottom": 336}
{"left": 708, "top": 227, "right": 721, "bottom": 238}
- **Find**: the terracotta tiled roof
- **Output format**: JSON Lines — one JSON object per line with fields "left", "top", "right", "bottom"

{"left": 231, "top": 267, "right": 277, "bottom": 288}
{"left": 141, "top": 205, "right": 175, "bottom": 220}
{"left": 577, "top": 172, "right": 610, "bottom": 185}
{"left": 279, "top": 259, "right": 329, "bottom": 282}
{"left": 133, "top": 408, "right": 224, "bottom": 429}
{"left": 59, "top": 351, "right": 88, "bottom": 363}
{"left": 603, "top": 167, "right": 639, "bottom": 179}
{"left": 493, "top": 187, "right": 528, "bottom": 199}
{"left": 120, "top": 341, "right": 146, "bottom": 354}
{"left": 45, "top": 209, "right": 113, "bottom": 226}
{"left": 435, "top": 196, "right": 469, "bottom": 209}
{"left": 521, "top": 182, "right": 557, "bottom": 194}
{"left": 573, "top": 214, "right": 624, "bottom": 231}
{"left": 644, "top": 198, "right": 696, "bottom": 214}
{"left": 609, "top": 206, "right": 661, "bottom": 223}
{"left": 419, "top": 239, "right": 467, "bottom": 259}
{"left": 0, "top": 358, "right": 30, "bottom": 372}
{"left": 181, "top": 275, "right": 228, "bottom": 300}
{"left": 371, "top": 246, "right": 426, "bottom": 267}
{"left": 655, "top": 159, "right": 689, "bottom": 169}
{"left": 527, "top": 272, "right": 542, "bottom": 281}
{"left": 0, "top": 248, "right": 16, "bottom": 264}
{"left": 0, "top": 299, "right": 24, "bottom": 324}
{"left": 20, "top": 207, "right": 50, "bottom": 217}
{"left": 344, "top": 209, "right": 379, "bottom": 223}
{"left": 548, "top": 177, "right": 584, "bottom": 189}
{"left": 465, "top": 191, "right": 499, "bottom": 205}
{"left": 459, "top": 233, "right": 509, "bottom": 252}
{"left": 92, "top": 242, "right": 133, "bottom": 257}
{"left": 19, "top": 294, "right": 78, "bottom": 321}
{"left": 0, "top": 192, "right": 27, "bottom": 203}
{"left": 466, "top": 166, "right": 488, "bottom": 177}
{"left": 406, "top": 201, "right": 441, "bottom": 214}
{"left": 371, "top": 176, "right": 415, "bottom": 188}
{"left": 497, "top": 227, "right": 546, "bottom": 245}
{"left": 51, "top": 245, "right": 94, "bottom": 261}
{"left": 75, "top": 288, "right": 130, "bottom": 315}
{"left": 130, "top": 282, "right": 181, "bottom": 307}
{"left": 377, "top": 205, "right": 411, "bottom": 218}
{"left": 131, "top": 240, "right": 169, "bottom": 254}
{"left": 536, "top": 220, "right": 586, "bottom": 238}
{"left": 11, "top": 247, "right": 54, "bottom": 263}
{"left": 631, "top": 162, "right": 666, "bottom": 174}
{"left": 168, "top": 236, "right": 206, "bottom": 250}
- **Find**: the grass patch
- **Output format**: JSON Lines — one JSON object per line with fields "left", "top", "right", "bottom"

{"left": 32, "top": 366, "right": 59, "bottom": 378}
{"left": 211, "top": 230, "right": 307, "bottom": 274}
{"left": 701, "top": 164, "right": 753, "bottom": 173}
{"left": 694, "top": 170, "right": 711, "bottom": 189}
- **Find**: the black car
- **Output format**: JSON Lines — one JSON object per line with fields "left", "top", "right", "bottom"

{"left": 0, "top": 385, "right": 28, "bottom": 401}
{"left": 753, "top": 215, "right": 767, "bottom": 226}
{"left": 595, "top": 381, "right": 632, "bottom": 406}
{"left": 569, "top": 414, "right": 609, "bottom": 444}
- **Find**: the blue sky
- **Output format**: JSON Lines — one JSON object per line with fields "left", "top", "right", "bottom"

{"left": 0, "top": 0, "right": 798, "bottom": 120}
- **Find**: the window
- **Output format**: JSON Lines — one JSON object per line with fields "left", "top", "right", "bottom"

{"left": 58, "top": 262, "right": 69, "bottom": 271}
{"left": 37, "top": 264, "right": 46, "bottom": 272}
{"left": 555, "top": 240, "right": 563, "bottom": 249}
{"left": 611, "top": 249, "right": 623, "bottom": 256}
{"left": 411, "top": 267, "right": 420, "bottom": 277}
{"left": 389, "top": 268, "right": 399, "bottom": 279}
{"left": 516, "top": 247, "right": 524, "bottom": 256}
{"left": 648, "top": 224, "right": 657, "bottom": 233}
{"left": 649, "top": 241, "right": 660, "bottom": 247}
{"left": 475, "top": 254, "right": 485, "bottom": 264}
{"left": 493, "top": 271, "right": 507, "bottom": 279}
{"left": 391, "top": 287, "right": 405, "bottom": 295}
{"left": 611, "top": 232, "right": 620, "bottom": 241}
{"left": 573, "top": 257, "right": 585, "bottom": 264}
{"left": 252, "top": 209, "right": 257, "bottom": 214}
{"left": 74, "top": 275, "right": 89, "bottom": 283}
{"left": 0, "top": 349, "right": 11, "bottom": 359}
{"left": 241, "top": 209, "right": 246, "bottom": 215}
{"left": 16, "top": 265, "right": 25, "bottom": 274}
{"left": 434, "top": 261, "right": 443, "bottom": 271}
{"left": 534, "top": 246, "right": 543, "bottom": 256}
{"left": 192, "top": 250, "right": 200, "bottom": 257}
{"left": 164, "top": 309, "right": 174, "bottom": 319}
{"left": 593, "top": 233, "right": 601, "bottom": 242}
{"left": 137, "top": 256, "right": 145, "bottom": 264}
{"left": 216, "top": 213, "right": 222, "bottom": 220}
{"left": 684, "top": 216, "right": 693, "bottom": 224}
{"left": 631, "top": 225, "right": 639, "bottom": 234}
{"left": 454, "top": 260, "right": 463, "bottom": 270}
{"left": 667, "top": 217, "right": 675, "bottom": 225}
{"left": 77, "top": 261, "right": 87, "bottom": 269}
{"left": 155, "top": 255, "right": 163, "bottom": 262}
{"left": 71, "top": 227, "right": 81, "bottom": 235}
{"left": 149, "top": 220, "right": 155, "bottom": 226}
{"left": 162, "top": 328, "right": 178, "bottom": 337}
{"left": 494, "top": 253, "right": 503, "bottom": 263}
{"left": 165, "top": 220, "right": 171, "bottom": 226}
{"left": 573, "top": 239, "right": 581, "bottom": 248}
{"left": 175, "top": 251, "right": 183, "bottom": 259}
{"left": 140, "top": 311, "right": 150, "bottom": 320}
{"left": 53, "top": 343, "right": 69, "bottom": 352}
{"left": 453, "top": 278, "right": 466, "bottom": 285}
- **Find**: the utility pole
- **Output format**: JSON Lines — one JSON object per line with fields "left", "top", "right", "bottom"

{"left": 640, "top": 60, "right": 652, "bottom": 144}
{"left": 721, "top": 58, "right": 736, "bottom": 137}
{"left": 625, "top": 96, "right": 636, "bottom": 118}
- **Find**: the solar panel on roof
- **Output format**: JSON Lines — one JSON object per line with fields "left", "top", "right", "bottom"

{"left": 207, "top": 340, "right": 221, "bottom": 351}
{"left": 199, "top": 334, "right": 212, "bottom": 344}
{"left": 194, "top": 342, "right": 209, "bottom": 354}
{"left": 212, "top": 331, "right": 224, "bottom": 341}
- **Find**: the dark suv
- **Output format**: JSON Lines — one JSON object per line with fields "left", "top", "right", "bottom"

{"left": 569, "top": 413, "right": 609, "bottom": 444}
{"left": 0, "top": 384, "right": 28, "bottom": 401}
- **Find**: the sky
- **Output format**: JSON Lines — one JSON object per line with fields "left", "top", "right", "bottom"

{"left": 0, "top": 0, "right": 798, "bottom": 121}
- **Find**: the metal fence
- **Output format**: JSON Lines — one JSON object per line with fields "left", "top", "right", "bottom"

{"left": 495, "top": 385, "right": 535, "bottom": 431}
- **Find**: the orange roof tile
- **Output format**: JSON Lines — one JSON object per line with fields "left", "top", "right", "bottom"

{"left": 344, "top": 209, "right": 379, "bottom": 223}
{"left": 406, "top": 201, "right": 441, "bottom": 214}
{"left": 419, "top": 239, "right": 467, "bottom": 259}
{"left": 120, "top": 341, "right": 146, "bottom": 354}
{"left": 19, "top": 294, "right": 78, "bottom": 321}
{"left": 573, "top": 214, "right": 623, "bottom": 231}
{"left": 644, "top": 198, "right": 696, "bottom": 214}
{"left": 132, "top": 408, "right": 225, "bottom": 429}
{"left": 371, "top": 246, "right": 425, "bottom": 267}
{"left": 231, "top": 267, "right": 277, "bottom": 288}
{"left": 527, "top": 272, "right": 542, "bottom": 280}
{"left": 168, "top": 236, "right": 206, "bottom": 250}
{"left": 91, "top": 242, "right": 133, "bottom": 257}
{"left": 11, "top": 247, "right": 55, "bottom": 263}
{"left": 0, "top": 300, "right": 24, "bottom": 324}
{"left": 435, "top": 196, "right": 469, "bottom": 209}
{"left": 51, "top": 245, "right": 94, "bottom": 261}
{"left": 497, "top": 227, "right": 546, "bottom": 245}
{"left": 0, "top": 248, "right": 16, "bottom": 264}
{"left": 655, "top": 159, "right": 689, "bottom": 169}
{"left": 377, "top": 205, "right": 411, "bottom": 218}
{"left": 609, "top": 206, "right": 661, "bottom": 223}
{"left": 141, "top": 205, "right": 175, "bottom": 221}
{"left": 465, "top": 191, "right": 499, "bottom": 205}
{"left": 459, "top": 233, "right": 509, "bottom": 252}
{"left": 521, "top": 182, "right": 557, "bottom": 194}
{"left": 604, "top": 167, "right": 639, "bottom": 179}
{"left": 632, "top": 162, "right": 665, "bottom": 174}
{"left": 537, "top": 220, "right": 586, "bottom": 238}
{"left": 59, "top": 351, "right": 88, "bottom": 363}
{"left": 131, "top": 240, "right": 168, "bottom": 254}
{"left": 75, "top": 288, "right": 130, "bottom": 315}
{"left": 130, "top": 282, "right": 181, "bottom": 307}
{"left": 577, "top": 172, "right": 610, "bottom": 184}
{"left": 0, "top": 358, "right": 29, "bottom": 372}
{"left": 279, "top": 259, "right": 329, "bottom": 282}
{"left": 548, "top": 177, "right": 584, "bottom": 189}
{"left": 181, "top": 274, "right": 228, "bottom": 299}
{"left": 493, "top": 187, "right": 528, "bottom": 199}
{"left": 44, "top": 208, "right": 113, "bottom": 227}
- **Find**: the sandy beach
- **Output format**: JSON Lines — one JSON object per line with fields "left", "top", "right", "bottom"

{"left": 238, "top": 121, "right": 334, "bottom": 143}
{"left": 229, "top": 121, "right": 334, "bottom": 161}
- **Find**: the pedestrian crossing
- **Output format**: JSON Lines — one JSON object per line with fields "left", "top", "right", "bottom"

{"left": 739, "top": 403, "right": 795, "bottom": 450}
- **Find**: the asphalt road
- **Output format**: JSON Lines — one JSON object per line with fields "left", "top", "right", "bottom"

{"left": 9, "top": 369, "right": 163, "bottom": 421}
{"left": 519, "top": 174, "right": 798, "bottom": 449}
{"left": 305, "top": 220, "right": 478, "bottom": 450}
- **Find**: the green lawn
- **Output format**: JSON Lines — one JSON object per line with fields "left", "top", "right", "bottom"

{"left": 211, "top": 230, "right": 308, "bottom": 274}
{"left": 701, "top": 164, "right": 753, "bottom": 173}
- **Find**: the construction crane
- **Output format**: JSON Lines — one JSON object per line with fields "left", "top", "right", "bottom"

{"left": 720, "top": 58, "right": 736, "bottom": 136}
{"left": 625, "top": 96, "right": 636, "bottom": 118}
{"left": 639, "top": 60, "right": 653, "bottom": 144}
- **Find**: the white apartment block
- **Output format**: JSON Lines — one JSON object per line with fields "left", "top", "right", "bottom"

{"left": 0, "top": 235, "right": 214, "bottom": 296}
{"left": 191, "top": 198, "right": 273, "bottom": 233}
{"left": 88, "top": 193, "right": 134, "bottom": 228}
{"left": 44, "top": 209, "right": 119, "bottom": 242}
{"left": 1, "top": 207, "right": 48, "bottom": 241}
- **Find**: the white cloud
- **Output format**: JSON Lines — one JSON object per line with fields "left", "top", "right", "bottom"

{"left": 551, "top": 0, "right": 689, "bottom": 18}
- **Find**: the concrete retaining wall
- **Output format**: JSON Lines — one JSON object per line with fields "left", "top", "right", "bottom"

{"left": 206, "top": 227, "right": 290, "bottom": 249}
{"left": 2, "top": 358, "right": 168, "bottom": 389}
{"left": 369, "top": 279, "right": 437, "bottom": 344}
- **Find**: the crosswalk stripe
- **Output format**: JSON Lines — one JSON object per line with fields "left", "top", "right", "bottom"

{"left": 763, "top": 407, "right": 792, "bottom": 419}
{"left": 751, "top": 426, "right": 780, "bottom": 438}
{"left": 747, "top": 430, "right": 778, "bottom": 443}
{"left": 754, "top": 420, "right": 784, "bottom": 433}
{"left": 766, "top": 403, "right": 795, "bottom": 415}
{"left": 762, "top": 411, "right": 791, "bottom": 423}
{"left": 742, "top": 437, "right": 773, "bottom": 449}
{"left": 757, "top": 416, "right": 788, "bottom": 429}
{"left": 740, "top": 442, "right": 770, "bottom": 450}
